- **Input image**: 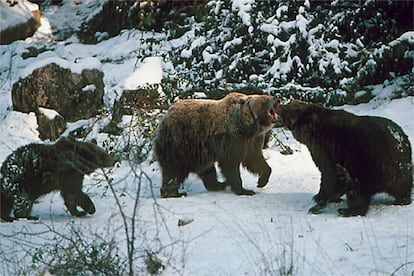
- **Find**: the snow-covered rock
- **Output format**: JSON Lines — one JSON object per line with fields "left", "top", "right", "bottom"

{"left": 12, "top": 63, "right": 104, "bottom": 122}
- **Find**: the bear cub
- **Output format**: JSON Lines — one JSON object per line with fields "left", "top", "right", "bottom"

{"left": 276, "top": 100, "right": 412, "bottom": 216}
{"left": 1, "top": 137, "right": 115, "bottom": 222}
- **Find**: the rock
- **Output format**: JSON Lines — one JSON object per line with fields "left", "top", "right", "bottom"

{"left": 36, "top": 107, "right": 66, "bottom": 141}
{"left": 178, "top": 217, "right": 194, "bottom": 227}
{"left": 0, "top": 0, "right": 41, "bottom": 45}
{"left": 12, "top": 63, "right": 104, "bottom": 122}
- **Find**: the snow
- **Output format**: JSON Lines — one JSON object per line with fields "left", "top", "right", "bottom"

{"left": 30, "top": 0, "right": 105, "bottom": 41}
{"left": 19, "top": 56, "right": 102, "bottom": 79}
{"left": 296, "top": 14, "right": 309, "bottom": 36}
{"left": 232, "top": 0, "right": 254, "bottom": 26}
{"left": 192, "top": 92, "right": 208, "bottom": 99}
{"left": 181, "top": 36, "right": 206, "bottom": 58}
{"left": 269, "top": 55, "right": 301, "bottom": 82}
{"left": 0, "top": 0, "right": 38, "bottom": 32}
{"left": 26, "top": 16, "right": 53, "bottom": 44}
{"left": 38, "top": 107, "right": 61, "bottom": 120}
{"left": 0, "top": 111, "right": 39, "bottom": 160}
{"left": 276, "top": 5, "right": 288, "bottom": 19}
{"left": 81, "top": 84, "right": 96, "bottom": 93}
{"left": 390, "top": 31, "right": 414, "bottom": 46}
{"left": 0, "top": 1, "right": 413, "bottom": 275}
{"left": 202, "top": 46, "right": 219, "bottom": 64}
{"left": 223, "top": 37, "right": 243, "bottom": 51}
{"left": 124, "top": 56, "right": 163, "bottom": 90}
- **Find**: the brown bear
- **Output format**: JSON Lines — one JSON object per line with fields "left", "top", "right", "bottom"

{"left": 153, "top": 92, "right": 280, "bottom": 198}
{"left": 1, "top": 137, "right": 115, "bottom": 222}
{"left": 276, "top": 100, "right": 413, "bottom": 216}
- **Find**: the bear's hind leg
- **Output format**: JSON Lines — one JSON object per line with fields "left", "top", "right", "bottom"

{"left": 393, "top": 194, "right": 412, "bottom": 206}
{"left": 338, "top": 190, "right": 370, "bottom": 217}
{"left": 160, "top": 166, "right": 188, "bottom": 198}
{"left": 388, "top": 178, "right": 412, "bottom": 206}
{"left": 1, "top": 191, "right": 14, "bottom": 222}
{"left": 198, "top": 166, "right": 225, "bottom": 191}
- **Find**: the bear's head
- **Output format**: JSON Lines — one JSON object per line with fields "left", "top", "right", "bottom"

{"left": 56, "top": 137, "right": 115, "bottom": 174}
{"left": 275, "top": 100, "right": 322, "bottom": 131}
{"left": 246, "top": 94, "right": 281, "bottom": 134}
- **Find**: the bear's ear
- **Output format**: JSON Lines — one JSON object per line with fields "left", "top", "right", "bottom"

{"left": 90, "top": 139, "right": 97, "bottom": 145}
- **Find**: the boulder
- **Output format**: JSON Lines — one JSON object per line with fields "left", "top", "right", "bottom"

{"left": 12, "top": 63, "right": 104, "bottom": 122}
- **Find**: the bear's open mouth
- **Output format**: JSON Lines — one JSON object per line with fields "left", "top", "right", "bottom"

{"left": 268, "top": 108, "right": 277, "bottom": 121}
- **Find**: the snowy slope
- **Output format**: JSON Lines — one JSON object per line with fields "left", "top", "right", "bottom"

{"left": 0, "top": 2, "right": 413, "bottom": 275}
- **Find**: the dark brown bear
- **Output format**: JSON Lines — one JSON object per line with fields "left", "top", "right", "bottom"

{"left": 276, "top": 100, "right": 413, "bottom": 216}
{"left": 154, "top": 92, "right": 280, "bottom": 198}
{"left": 1, "top": 137, "right": 115, "bottom": 222}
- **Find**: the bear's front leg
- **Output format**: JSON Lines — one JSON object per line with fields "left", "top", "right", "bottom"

{"left": 219, "top": 160, "right": 255, "bottom": 196}
{"left": 62, "top": 192, "right": 88, "bottom": 217}
{"left": 309, "top": 149, "right": 341, "bottom": 214}
{"left": 242, "top": 135, "right": 272, "bottom": 188}
{"left": 309, "top": 178, "right": 335, "bottom": 214}
{"left": 257, "top": 165, "right": 271, "bottom": 188}
{"left": 13, "top": 192, "right": 38, "bottom": 220}
{"left": 76, "top": 192, "right": 96, "bottom": 215}
{"left": 308, "top": 196, "right": 326, "bottom": 214}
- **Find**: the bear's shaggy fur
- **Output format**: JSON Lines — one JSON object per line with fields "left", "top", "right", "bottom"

{"left": 153, "top": 92, "right": 280, "bottom": 198}
{"left": 1, "top": 137, "right": 115, "bottom": 222}
{"left": 276, "top": 100, "right": 413, "bottom": 216}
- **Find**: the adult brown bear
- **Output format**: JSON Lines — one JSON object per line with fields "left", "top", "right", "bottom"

{"left": 1, "top": 137, "right": 115, "bottom": 222}
{"left": 153, "top": 92, "right": 280, "bottom": 198}
{"left": 276, "top": 100, "right": 413, "bottom": 216}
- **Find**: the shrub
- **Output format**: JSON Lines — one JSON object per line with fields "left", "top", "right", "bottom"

{"left": 169, "top": 0, "right": 413, "bottom": 104}
{"left": 31, "top": 224, "right": 127, "bottom": 275}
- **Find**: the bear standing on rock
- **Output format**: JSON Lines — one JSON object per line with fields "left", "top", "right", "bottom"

{"left": 154, "top": 92, "right": 280, "bottom": 198}
{"left": 276, "top": 100, "right": 413, "bottom": 216}
{"left": 1, "top": 137, "right": 115, "bottom": 222}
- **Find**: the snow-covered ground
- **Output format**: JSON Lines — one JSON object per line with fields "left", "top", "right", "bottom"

{"left": 0, "top": 1, "right": 413, "bottom": 275}
{"left": 1, "top": 95, "right": 413, "bottom": 275}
